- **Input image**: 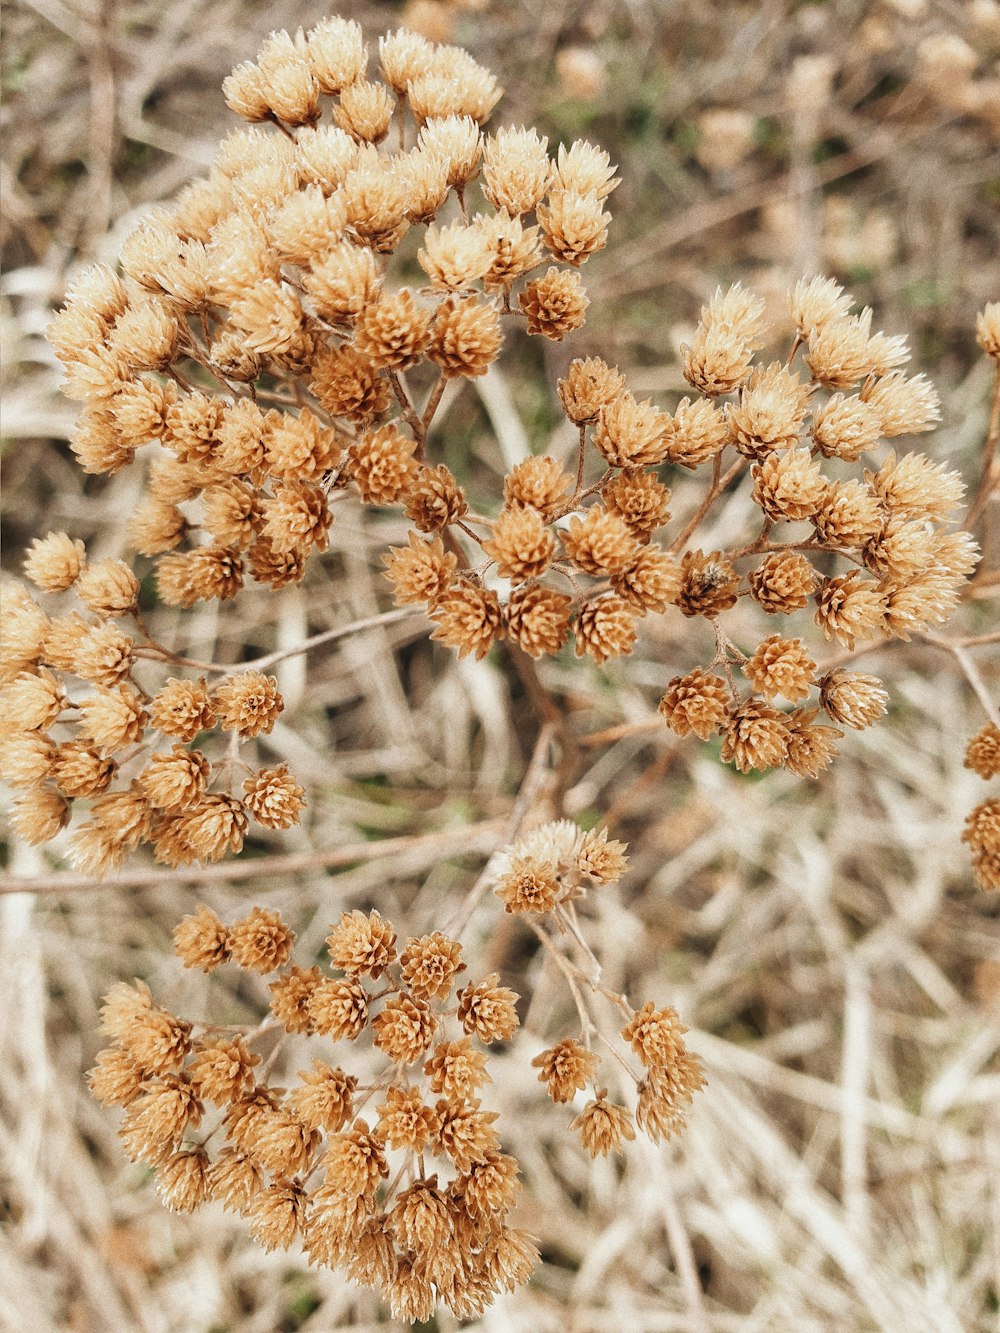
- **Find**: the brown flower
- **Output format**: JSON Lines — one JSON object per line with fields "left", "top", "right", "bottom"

{"left": 452, "top": 1150, "right": 520, "bottom": 1220}
{"left": 214, "top": 671, "right": 283, "bottom": 737}
{"left": 309, "top": 978, "right": 369, "bottom": 1040}
{"left": 52, "top": 742, "right": 116, "bottom": 799}
{"left": 570, "top": 1091, "right": 636, "bottom": 1157}
{"left": 403, "top": 464, "right": 468, "bottom": 532}
{"left": 613, "top": 546, "right": 683, "bottom": 613}
{"left": 261, "top": 479, "right": 331, "bottom": 555}
{"left": 503, "top": 455, "right": 574, "bottom": 520}
{"left": 156, "top": 546, "right": 244, "bottom": 607}
{"left": 602, "top": 471, "right": 671, "bottom": 536}
{"left": 149, "top": 677, "right": 215, "bottom": 741}
{"left": 245, "top": 1179, "right": 307, "bottom": 1252}
{"left": 752, "top": 447, "right": 826, "bottom": 523}
{"left": 963, "top": 799, "right": 1000, "bottom": 892}
{"left": 383, "top": 532, "right": 457, "bottom": 609}
{"left": 558, "top": 357, "right": 625, "bottom": 423}
{"left": 23, "top": 531, "right": 86, "bottom": 592}
{"left": 372, "top": 994, "right": 436, "bottom": 1064}
{"left": 327, "top": 909, "right": 397, "bottom": 977}
{"left": 424, "top": 1039, "right": 492, "bottom": 1100}
{"left": 662, "top": 396, "right": 730, "bottom": 467}
{"left": 721, "top": 700, "right": 790, "bottom": 773}
{"left": 429, "top": 296, "right": 502, "bottom": 378}
{"left": 593, "top": 393, "right": 669, "bottom": 469}
{"left": 187, "top": 1037, "right": 259, "bottom": 1104}
{"left": 249, "top": 535, "right": 308, "bottom": 589}
{"left": 748, "top": 550, "right": 818, "bottom": 614}
{"left": 376, "top": 1085, "right": 439, "bottom": 1153}
{"left": 435, "top": 1099, "right": 501, "bottom": 1171}
{"left": 353, "top": 288, "right": 432, "bottom": 370}
{"left": 348, "top": 425, "right": 418, "bottom": 505}
{"left": 140, "top": 746, "right": 211, "bottom": 811}
{"left": 574, "top": 594, "right": 637, "bottom": 664}
{"left": 399, "top": 932, "right": 465, "bottom": 999}
{"left": 482, "top": 506, "right": 555, "bottom": 581}
{"left": 206, "top": 1148, "right": 264, "bottom": 1211}
{"left": 505, "top": 582, "right": 572, "bottom": 658}
{"left": 818, "top": 669, "right": 888, "bottom": 730}
{"left": 727, "top": 362, "right": 810, "bottom": 458}
{"left": 675, "top": 549, "right": 740, "bottom": 618}
{"left": 783, "top": 708, "right": 842, "bottom": 778}
{"left": 167, "top": 793, "right": 248, "bottom": 864}
{"left": 531, "top": 1037, "right": 598, "bottom": 1102}
{"left": 311, "top": 344, "right": 390, "bottom": 423}
{"left": 119, "top": 1075, "right": 202, "bottom": 1165}
{"left": 457, "top": 974, "right": 519, "bottom": 1044}
{"left": 636, "top": 1054, "right": 705, "bottom": 1143}
{"left": 288, "top": 1060, "right": 358, "bottom": 1133}
{"left": 431, "top": 579, "right": 504, "bottom": 660}
{"left": 76, "top": 684, "right": 148, "bottom": 752}
{"left": 742, "top": 636, "right": 816, "bottom": 702}
{"left": 87, "top": 1047, "right": 144, "bottom": 1108}
{"left": 496, "top": 855, "right": 562, "bottom": 914}
{"left": 75, "top": 557, "right": 140, "bottom": 617}
{"left": 621, "top": 1002, "right": 689, "bottom": 1068}
{"left": 268, "top": 964, "right": 323, "bottom": 1034}
{"left": 482, "top": 125, "right": 550, "bottom": 214}
{"left": 227, "top": 907, "right": 295, "bottom": 973}
{"left": 577, "top": 827, "right": 629, "bottom": 883}
{"left": 814, "top": 572, "right": 885, "bottom": 649}
{"left": 243, "top": 764, "right": 306, "bottom": 830}
{"left": 519, "top": 266, "right": 589, "bottom": 340}
{"left": 172, "top": 905, "right": 229, "bottom": 971}
{"left": 561, "top": 507, "right": 639, "bottom": 576}
{"left": 965, "top": 723, "right": 1000, "bottom": 780}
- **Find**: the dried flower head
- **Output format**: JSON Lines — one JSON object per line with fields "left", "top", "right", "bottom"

{"left": 228, "top": 907, "right": 295, "bottom": 973}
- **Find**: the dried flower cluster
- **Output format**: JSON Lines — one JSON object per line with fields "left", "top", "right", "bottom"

{"left": 964, "top": 721, "right": 1000, "bottom": 892}
{"left": 0, "top": 569, "right": 300, "bottom": 872}
{"left": 958, "top": 310, "right": 1000, "bottom": 893}
{"left": 89, "top": 821, "right": 703, "bottom": 1320}
{"left": 5, "top": 15, "right": 983, "bottom": 885}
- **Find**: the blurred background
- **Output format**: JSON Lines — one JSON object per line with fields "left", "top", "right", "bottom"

{"left": 2, "top": 1, "right": 999, "bottom": 1330}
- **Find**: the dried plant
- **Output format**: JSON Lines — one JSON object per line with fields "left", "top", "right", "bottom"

{"left": 88, "top": 822, "right": 702, "bottom": 1319}
{"left": 2, "top": 11, "right": 998, "bottom": 1325}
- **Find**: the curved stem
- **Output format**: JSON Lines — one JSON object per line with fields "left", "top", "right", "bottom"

{"left": 669, "top": 454, "right": 744, "bottom": 556}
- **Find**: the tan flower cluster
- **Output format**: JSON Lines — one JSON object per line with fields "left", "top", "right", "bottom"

{"left": 964, "top": 722, "right": 1000, "bottom": 893}
{"left": 1, "top": 569, "right": 302, "bottom": 874}
{"left": 385, "top": 273, "right": 974, "bottom": 771}
{"left": 88, "top": 861, "right": 702, "bottom": 1320}
{"left": 91, "top": 900, "right": 537, "bottom": 1321}
{"left": 45, "top": 17, "right": 615, "bottom": 626}
{"left": 492, "top": 818, "right": 628, "bottom": 914}
{"left": 495, "top": 819, "right": 704, "bottom": 1155}
{"left": 14, "top": 12, "right": 979, "bottom": 893}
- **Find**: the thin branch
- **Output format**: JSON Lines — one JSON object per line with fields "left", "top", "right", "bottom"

{"left": 669, "top": 454, "right": 744, "bottom": 556}
{"left": 965, "top": 361, "right": 1000, "bottom": 530}
{"left": 923, "top": 633, "right": 1000, "bottom": 729}
{"left": 421, "top": 371, "right": 447, "bottom": 432}
{"left": 134, "top": 607, "right": 424, "bottom": 677}
{"left": 526, "top": 918, "right": 596, "bottom": 1046}
{"left": 386, "top": 369, "right": 423, "bottom": 439}
{"left": 0, "top": 819, "right": 505, "bottom": 897}
{"left": 443, "top": 722, "right": 557, "bottom": 938}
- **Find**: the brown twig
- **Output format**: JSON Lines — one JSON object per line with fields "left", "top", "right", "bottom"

{"left": 669, "top": 454, "right": 745, "bottom": 556}
{"left": 965, "top": 361, "right": 1000, "bottom": 531}
{"left": 0, "top": 819, "right": 505, "bottom": 897}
